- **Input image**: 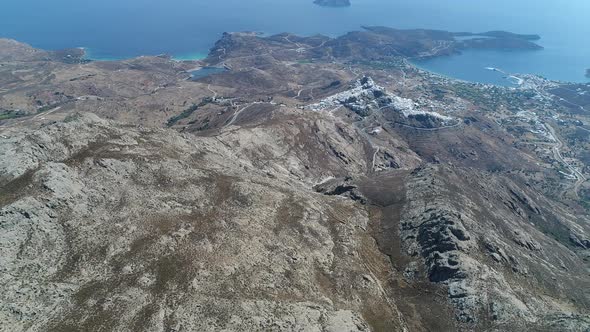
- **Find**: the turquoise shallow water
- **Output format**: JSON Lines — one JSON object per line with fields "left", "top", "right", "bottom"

{"left": 1, "top": 0, "right": 589, "bottom": 84}
{"left": 172, "top": 53, "right": 208, "bottom": 61}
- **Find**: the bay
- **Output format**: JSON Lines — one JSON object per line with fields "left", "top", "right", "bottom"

{"left": 1, "top": 0, "right": 588, "bottom": 84}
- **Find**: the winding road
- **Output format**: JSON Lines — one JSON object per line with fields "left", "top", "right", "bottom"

{"left": 207, "top": 84, "right": 218, "bottom": 99}
{"left": 0, "top": 106, "right": 62, "bottom": 129}
{"left": 283, "top": 35, "right": 303, "bottom": 49}
{"left": 546, "top": 123, "right": 586, "bottom": 198}
{"left": 394, "top": 121, "right": 462, "bottom": 131}
{"left": 371, "top": 147, "right": 380, "bottom": 172}
{"left": 224, "top": 102, "right": 265, "bottom": 128}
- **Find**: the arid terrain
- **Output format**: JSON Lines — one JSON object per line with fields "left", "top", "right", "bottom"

{"left": 1, "top": 27, "right": 589, "bottom": 331}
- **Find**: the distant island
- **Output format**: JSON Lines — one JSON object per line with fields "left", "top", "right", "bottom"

{"left": 313, "top": 0, "right": 351, "bottom": 7}
{"left": 454, "top": 30, "right": 541, "bottom": 41}
{"left": 586, "top": 69, "right": 590, "bottom": 78}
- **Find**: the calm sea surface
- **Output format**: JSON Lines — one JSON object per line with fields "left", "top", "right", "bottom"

{"left": 1, "top": 0, "right": 589, "bottom": 85}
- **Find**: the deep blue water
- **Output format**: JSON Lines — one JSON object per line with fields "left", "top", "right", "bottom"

{"left": 190, "top": 67, "right": 228, "bottom": 80}
{"left": 1, "top": 0, "right": 589, "bottom": 84}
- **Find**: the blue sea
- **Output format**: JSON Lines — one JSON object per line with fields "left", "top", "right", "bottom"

{"left": 1, "top": 0, "right": 589, "bottom": 85}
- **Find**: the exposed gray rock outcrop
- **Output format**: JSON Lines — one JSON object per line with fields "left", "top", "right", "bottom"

{"left": 313, "top": 176, "right": 367, "bottom": 204}
{"left": 399, "top": 165, "right": 590, "bottom": 328}
{"left": 0, "top": 114, "right": 407, "bottom": 331}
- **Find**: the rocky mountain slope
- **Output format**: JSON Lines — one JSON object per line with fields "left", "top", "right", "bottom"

{"left": 1, "top": 30, "right": 589, "bottom": 331}
{"left": 1, "top": 113, "right": 398, "bottom": 331}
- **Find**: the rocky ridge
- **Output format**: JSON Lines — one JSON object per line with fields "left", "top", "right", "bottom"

{"left": 0, "top": 38, "right": 85, "bottom": 64}
{"left": 398, "top": 165, "right": 590, "bottom": 328}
